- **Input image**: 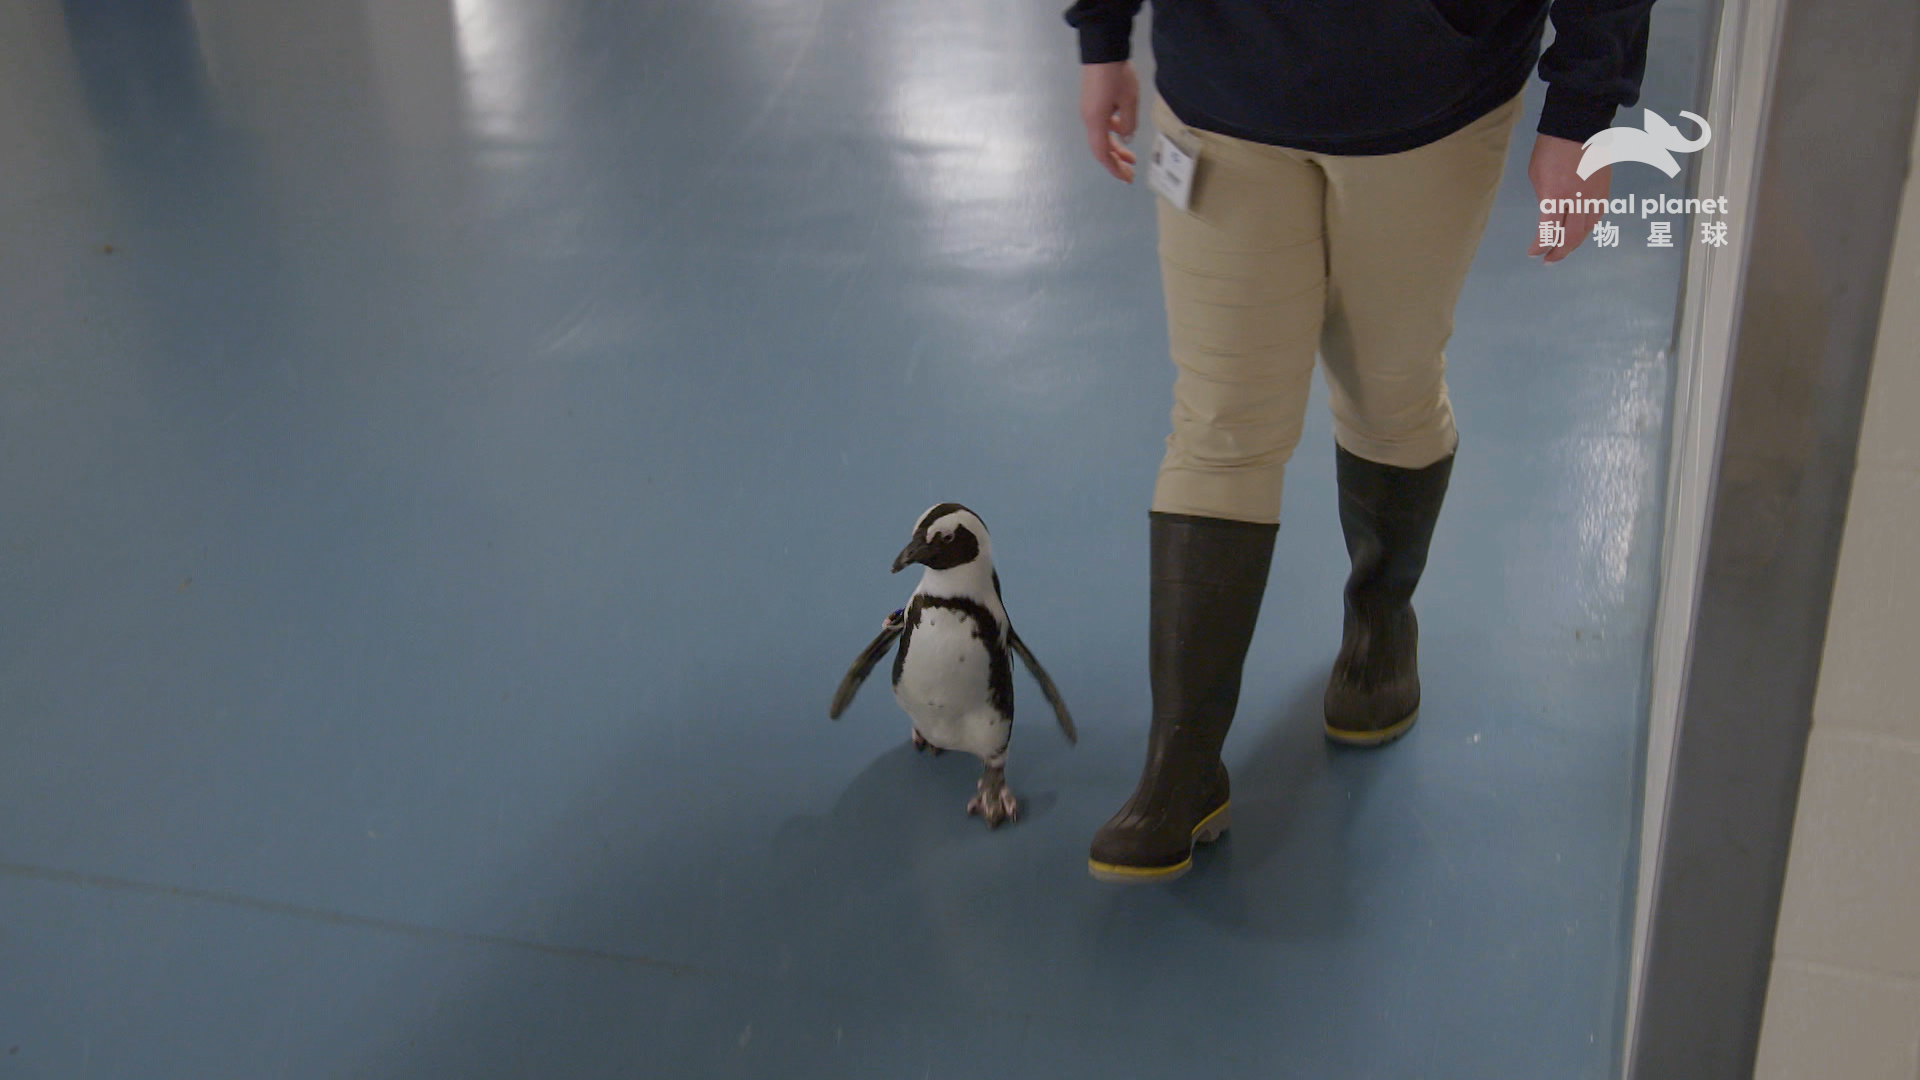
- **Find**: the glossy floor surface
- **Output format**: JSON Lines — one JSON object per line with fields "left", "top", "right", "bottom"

{"left": 1, "top": 1, "right": 1709, "bottom": 1077}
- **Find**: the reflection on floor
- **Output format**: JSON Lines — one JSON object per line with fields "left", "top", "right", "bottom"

{"left": 0, "top": 0, "right": 1707, "bottom": 1075}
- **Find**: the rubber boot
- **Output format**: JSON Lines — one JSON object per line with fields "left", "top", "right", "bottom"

{"left": 1323, "top": 446, "right": 1454, "bottom": 747}
{"left": 1088, "top": 512, "right": 1277, "bottom": 884}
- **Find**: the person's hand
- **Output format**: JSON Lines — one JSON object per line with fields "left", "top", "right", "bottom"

{"left": 1080, "top": 61, "right": 1139, "bottom": 182}
{"left": 1527, "top": 133, "right": 1609, "bottom": 263}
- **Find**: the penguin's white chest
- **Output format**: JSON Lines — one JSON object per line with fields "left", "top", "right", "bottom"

{"left": 893, "top": 606, "right": 1009, "bottom": 761}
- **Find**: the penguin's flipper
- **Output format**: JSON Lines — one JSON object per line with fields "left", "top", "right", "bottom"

{"left": 829, "top": 610, "right": 906, "bottom": 719}
{"left": 1008, "top": 629, "right": 1076, "bottom": 745}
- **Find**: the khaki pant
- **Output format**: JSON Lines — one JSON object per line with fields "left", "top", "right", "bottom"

{"left": 1149, "top": 91, "right": 1524, "bottom": 525}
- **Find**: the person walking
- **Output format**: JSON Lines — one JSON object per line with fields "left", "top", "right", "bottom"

{"left": 1068, "top": 0, "right": 1654, "bottom": 883}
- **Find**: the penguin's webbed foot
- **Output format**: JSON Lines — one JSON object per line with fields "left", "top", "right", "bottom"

{"left": 966, "top": 765, "right": 1019, "bottom": 828}
{"left": 911, "top": 729, "right": 945, "bottom": 756}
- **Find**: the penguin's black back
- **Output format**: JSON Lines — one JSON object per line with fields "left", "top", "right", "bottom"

{"left": 892, "top": 593, "right": 1014, "bottom": 720}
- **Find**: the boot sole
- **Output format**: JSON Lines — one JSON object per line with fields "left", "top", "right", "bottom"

{"left": 1324, "top": 708, "right": 1419, "bottom": 748}
{"left": 1086, "top": 802, "right": 1231, "bottom": 885}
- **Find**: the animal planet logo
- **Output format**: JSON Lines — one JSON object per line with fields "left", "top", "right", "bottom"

{"left": 1578, "top": 109, "right": 1711, "bottom": 179}
{"left": 1542, "top": 108, "right": 1725, "bottom": 252}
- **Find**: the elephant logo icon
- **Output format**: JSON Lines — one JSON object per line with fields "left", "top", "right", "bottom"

{"left": 1578, "top": 109, "right": 1712, "bottom": 179}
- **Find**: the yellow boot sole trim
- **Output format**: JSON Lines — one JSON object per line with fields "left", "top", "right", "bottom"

{"left": 1087, "top": 801, "right": 1231, "bottom": 885}
{"left": 1324, "top": 708, "right": 1419, "bottom": 748}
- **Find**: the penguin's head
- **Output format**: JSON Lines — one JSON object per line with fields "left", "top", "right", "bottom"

{"left": 892, "top": 502, "right": 990, "bottom": 574}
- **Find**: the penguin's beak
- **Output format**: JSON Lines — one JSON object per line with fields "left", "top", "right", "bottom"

{"left": 892, "top": 536, "right": 933, "bottom": 574}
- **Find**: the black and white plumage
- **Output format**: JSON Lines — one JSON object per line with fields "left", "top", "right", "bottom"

{"left": 829, "top": 503, "right": 1075, "bottom": 827}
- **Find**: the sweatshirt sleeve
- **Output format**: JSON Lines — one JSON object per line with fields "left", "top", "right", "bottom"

{"left": 1063, "top": 0, "right": 1146, "bottom": 65}
{"left": 1536, "top": 0, "right": 1656, "bottom": 143}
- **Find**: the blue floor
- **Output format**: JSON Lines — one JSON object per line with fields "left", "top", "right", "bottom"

{"left": 1, "top": 1, "right": 1709, "bottom": 1076}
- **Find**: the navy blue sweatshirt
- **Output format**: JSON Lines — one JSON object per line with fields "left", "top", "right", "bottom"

{"left": 1064, "top": 0, "right": 1654, "bottom": 154}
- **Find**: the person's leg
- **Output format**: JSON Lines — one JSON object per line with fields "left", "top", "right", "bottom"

{"left": 1146, "top": 95, "right": 1327, "bottom": 526}
{"left": 1089, "top": 96, "right": 1325, "bottom": 883}
{"left": 1312, "top": 90, "right": 1524, "bottom": 746}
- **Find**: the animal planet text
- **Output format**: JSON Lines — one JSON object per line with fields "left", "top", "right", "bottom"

{"left": 1539, "top": 194, "right": 1731, "bottom": 219}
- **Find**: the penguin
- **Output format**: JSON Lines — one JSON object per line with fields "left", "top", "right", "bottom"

{"left": 829, "top": 503, "right": 1076, "bottom": 827}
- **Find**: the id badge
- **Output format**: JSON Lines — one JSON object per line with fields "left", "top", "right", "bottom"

{"left": 1146, "top": 129, "right": 1199, "bottom": 211}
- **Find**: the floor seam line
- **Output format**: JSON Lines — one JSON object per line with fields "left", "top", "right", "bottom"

{"left": 0, "top": 860, "right": 707, "bottom": 977}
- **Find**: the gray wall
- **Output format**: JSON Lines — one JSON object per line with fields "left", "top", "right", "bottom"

{"left": 1750, "top": 91, "right": 1920, "bottom": 1080}
{"left": 1628, "top": 0, "right": 1920, "bottom": 1076}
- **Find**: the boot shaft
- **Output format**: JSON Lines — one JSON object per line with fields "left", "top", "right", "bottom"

{"left": 1336, "top": 447, "right": 1455, "bottom": 614}
{"left": 1147, "top": 512, "right": 1278, "bottom": 761}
